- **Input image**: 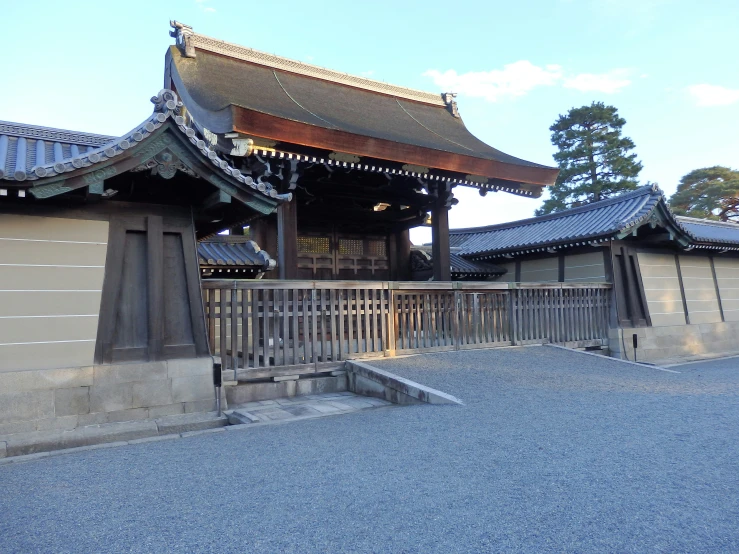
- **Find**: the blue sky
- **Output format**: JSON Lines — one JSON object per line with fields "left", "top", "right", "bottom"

{"left": 2, "top": 0, "right": 737, "bottom": 243}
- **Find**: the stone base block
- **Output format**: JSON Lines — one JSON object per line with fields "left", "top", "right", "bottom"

{"left": 0, "top": 357, "right": 216, "bottom": 436}
{"left": 613, "top": 322, "right": 739, "bottom": 363}
{"left": 226, "top": 375, "right": 347, "bottom": 406}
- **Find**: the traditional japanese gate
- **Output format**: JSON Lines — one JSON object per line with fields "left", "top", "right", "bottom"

{"left": 201, "top": 281, "right": 611, "bottom": 379}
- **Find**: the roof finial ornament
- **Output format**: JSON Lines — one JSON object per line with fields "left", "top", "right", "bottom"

{"left": 170, "top": 20, "right": 196, "bottom": 58}
{"left": 442, "top": 92, "right": 460, "bottom": 118}
{"left": 150, "top": 89, "right": 182, "bottom": 115}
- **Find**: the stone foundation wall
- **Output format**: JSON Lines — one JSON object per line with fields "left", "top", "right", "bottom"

{"left": 609, "top": 322, "right": 739, "bottom": 363}
{"left": 0, "top": 358, "right": 215, "bottom": 436}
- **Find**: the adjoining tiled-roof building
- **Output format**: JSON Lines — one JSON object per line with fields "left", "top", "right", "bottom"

{"left": 441, "top": 185, "right": 739, "bottom": 362}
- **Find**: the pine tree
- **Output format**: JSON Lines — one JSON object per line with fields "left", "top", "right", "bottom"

{"left": 536, "top": 102, "right": 642, "bottom": 216}
{"left": 669, "top": 166, "right": 739, "bottom": 222}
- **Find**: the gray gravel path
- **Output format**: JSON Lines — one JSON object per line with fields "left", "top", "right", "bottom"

{"left": 2, "top": 346, "right": 738, "bottom": 553}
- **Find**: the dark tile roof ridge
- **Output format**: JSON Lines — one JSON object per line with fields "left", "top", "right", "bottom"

{"left": 0, "top": 120, "right": 116, "bottom": 146}
{"left": 450, "top": 185, "right": 659, "bottom": 235}
{"left": 177, "top": 25, "right": 446, "bottom": 107}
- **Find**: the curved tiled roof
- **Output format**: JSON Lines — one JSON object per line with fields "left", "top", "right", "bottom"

{"left": 198, "top": 236, "right": 275, "bottom": 271}
{"left": 450, "top": 252, "right": 506, "bottom": 276}
{"left": 412, "top": 247, "right": 506, "bottom": 277}
{"left": 0, "top": 122, "right": 115, "bottom": 181}
{"left": 453, "top": 186, "right": 667, "bottom": 257}
{"left": 676, "top": 216, "right": 739, "bottom": 246}
{"left": 170, "top": 46, "right": 552, "bottom": 171}
{"left": 166, "top": 22, "right": 558, "bottom": 189}
{"left": 0, "top": 90, "right": 291, "bottom": 203}
{"left": 173, "top": 22, "right": 445, "bottom": 107}
{"left": 450, "top": 185, "right": 739, "bottom": 258}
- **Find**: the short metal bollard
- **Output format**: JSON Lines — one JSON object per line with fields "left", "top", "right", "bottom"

{"left": 213, "top": 361, "right": 222, "bottom": 416}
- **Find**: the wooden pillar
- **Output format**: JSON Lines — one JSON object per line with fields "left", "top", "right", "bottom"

{"left": 396, "top": 230, "right": 412, "bottom": 281}
{"left": 250, "top": 217, "right": 277, "bottom": 259}
{"left": 431, "top": 206, "right": 451, "bottom": 281}
{"left": 388, "top": 234, "right": 398, "bottom": 280}
{"left": 146, "top": 215, "right": 164, "bottom": 360}
{"left": 277, "top": 199, "right": 298, "bottom": 280}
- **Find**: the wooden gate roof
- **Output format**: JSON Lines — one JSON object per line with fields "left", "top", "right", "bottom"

{"left": 166, "top": 22, "right": 558, "bottom": 191}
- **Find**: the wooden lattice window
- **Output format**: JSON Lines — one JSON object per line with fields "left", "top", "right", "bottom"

{"left": 339, "top": 239, "right": 363, "bottom": 256}
{"left": 367, "top": 240, "right": 387, "bottom": 257}
{"left": 298, "top": 236, "right": 330, "bottom": 254}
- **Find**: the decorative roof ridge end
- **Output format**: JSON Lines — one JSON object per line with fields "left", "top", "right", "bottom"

{"left": 168, "top": 21, "right": 447, "bottom": 107}
{"left": 23, "top": 89, "right": 290, "bottom": 202}
{"left": 0, "top": 120, "right": 115, "bottom": 146}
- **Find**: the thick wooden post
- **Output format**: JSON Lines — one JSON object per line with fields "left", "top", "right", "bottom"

{"left": 388, "top": 234, "right": 398, "bottom": 280}
{"left": 431, "top": 204, "right": 451, "bottom": 281}
{"left": 277, "top": 199, "right": 298, "bottom": 280}
{"left": 389, "top": 230, "right": 412, "bottom": 281}
{"left": 146, "top": 215, "right": 164, "bottom": 360}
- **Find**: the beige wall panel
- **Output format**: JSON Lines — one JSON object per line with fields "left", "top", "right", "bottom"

{"left": 678, "top": 256, "right": 721, "bottom": 325}
{"left": 714, "top": 258, "right": 739, "bottom": 322}
{"left": 0, "top": 266, "right": 105, "bottom": 291}
{"left": 637, "top": 252, "right": 685, "bottom": 327}
{"left": 713, "top": 258, "right": 739, "bottom": 278}
{"left": 0, "top": 341, "right": 96, "bottom": 373}
{"left": 520, "top": 257, "right": 558, "bottom": 283}
{"left": 564, "top": 251, "right": 606, "bottom": 282}
{"left": 638, "top": 253, "right": 680, "bottom": 278}
{"left": 0, "top": 215, "right": 108, "bottom": 243}
{"left": 0, "top": 240, "right": 108, "bottom": 266}
{"left": 0, "top": 291, "right": 103, "bottom": 318}
{"left": 0, "top": 316, "right": 99, "bottom": 344}
{"left": 722, "top": 299, "right": 739, "bottom": 322}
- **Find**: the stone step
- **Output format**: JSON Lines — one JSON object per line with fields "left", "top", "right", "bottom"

{"left": 224, "top": 374, "right": 347, "bottom": 405}
{"left": 227, "top": 392, "right": 392, "bottom": 426}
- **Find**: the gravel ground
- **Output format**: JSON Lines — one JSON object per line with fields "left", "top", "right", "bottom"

{"left": 2, "top": 346, "right": 738, "bottom": 553}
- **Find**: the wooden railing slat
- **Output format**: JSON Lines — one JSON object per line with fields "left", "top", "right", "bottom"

{"left": 202, "top": 280, "right": 611, "bottom": 372}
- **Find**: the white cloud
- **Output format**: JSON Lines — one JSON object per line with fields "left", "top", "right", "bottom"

{"left": 423, "top": 61, "right": 562, "bottom": 102}
{"left": 424, "top": 62, "right": 632, "bottom": 101}
{"left": 563, "top": 70, "right": 631, "bottom": 93}
{"left": 687, "top": 84, "right": 739, "bottom": 107}
{"left": 196, "top": 0, "right": 216, "bottom": 12}
{"left": 204, "top": 6, "right": 215, "bottom": 11}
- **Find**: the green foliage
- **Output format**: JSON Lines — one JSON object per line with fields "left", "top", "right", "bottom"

{"left": 669, "top": 166, "right": 739, "bottom": 222}
{"left": 536, "top": 102, "right": 643, "bottom": 216}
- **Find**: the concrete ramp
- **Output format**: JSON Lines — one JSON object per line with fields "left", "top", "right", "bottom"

{"left": 345, "top": 360, "right": 463, "bottom": 406}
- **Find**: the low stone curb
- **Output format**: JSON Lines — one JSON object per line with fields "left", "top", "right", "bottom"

{"left": 544, "top": 344, "right": 681, "bottom": 373}
{"left": 0, "top": 412, "right": 229, "bottom": 461}
{"left": 0, "top": 401, "right": 398, "bottom": 465}
{"left": 345, "top": 360, "right": 464, "bottom": 405}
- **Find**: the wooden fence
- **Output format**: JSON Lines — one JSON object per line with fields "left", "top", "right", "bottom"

{"left": 201, "top": 280, "right": 611, "bottom": 379}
